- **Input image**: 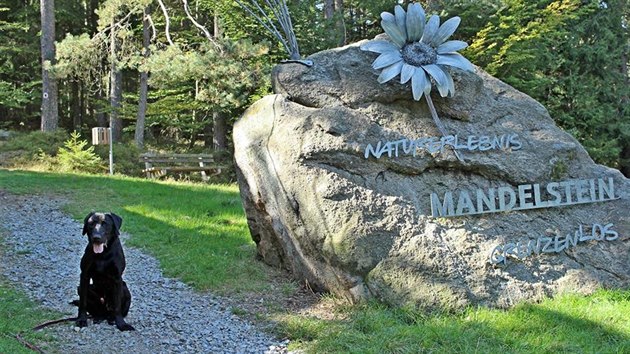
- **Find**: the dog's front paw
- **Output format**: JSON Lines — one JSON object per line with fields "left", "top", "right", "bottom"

{"left": 76, "top": 317, "right": 88, "bottom": 328}
{"left": 116, "top": 322, "right": 135, "bottom": 331}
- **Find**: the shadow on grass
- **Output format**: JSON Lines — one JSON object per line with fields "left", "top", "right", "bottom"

{"left": 287, "top": 292, "right": 630, "bottom": 353}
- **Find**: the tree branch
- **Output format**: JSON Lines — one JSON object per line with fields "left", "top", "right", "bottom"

{"left": 182, "top": 0, "right": 222, "bottom": 53}
{"left": 157, "top": 0, "right": 174, "bottom": 46}
{"left": 146, "top": 14, "right": 157, "bottom": 41}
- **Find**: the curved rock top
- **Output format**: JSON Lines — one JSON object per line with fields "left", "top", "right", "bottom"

{"left": 234, "top": 41, "right": 629, "bottom": 309}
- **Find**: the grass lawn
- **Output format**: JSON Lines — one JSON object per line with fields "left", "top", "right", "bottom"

{"left": 277, "top": 290, "right": 630, "bottom": 353}
{"left": 1, "top": 169, "right": 628, "bottom": 353}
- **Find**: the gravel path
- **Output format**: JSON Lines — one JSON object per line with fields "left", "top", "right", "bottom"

{"left": 0, "top": 191, "right": 289, "bottom": 353}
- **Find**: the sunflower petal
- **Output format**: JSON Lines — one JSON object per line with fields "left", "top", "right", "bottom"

{"left": 422, "top": 64, "right": 450, "bottom": 97}
{"left": 406, "top": 3, "right": 425, "bottom": 42}
{"left": 361, "top": 40, "right": 400, "bottom": 54}
{"left": 394, "top": 5, "right": 407, "bottom": 40}
{"left": 437, "top": 40, "right": 468, "bottom": 54}
{"left": 420, "top": 15, "right": 440, "bottom": 45}
{"left": 378, "top": 61, "right": 404, "bottom": 83}
{"left": 381, "top": 12, "right": 406, "bottom": 47}
{"left": 411, "top": 69, "right": 430, "bottom": 101}
{"left": 433, "top": 17, "right": 461, "bottom": 45}
{"left": 372, "top": 51, "right": 403, "bottom": 70}
{"left": 400, "top": 63, "right": 416, "bottom": 84}
{"left": 444, "top": 70, "right": 455, "bottom": 97}
{"left": 436, "top": 53, "right": 475, "bottom": 72}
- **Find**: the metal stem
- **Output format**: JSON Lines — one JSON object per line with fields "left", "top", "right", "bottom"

{"left": 424, "top": 94, "right": 463, "bottom": 162}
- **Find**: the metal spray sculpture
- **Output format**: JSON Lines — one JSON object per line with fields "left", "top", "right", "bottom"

{"left": 235, "top": 0, "right": 312, "bottom": 66}
{"left": 361, "top": 3, "right": 475, "bottom": 161}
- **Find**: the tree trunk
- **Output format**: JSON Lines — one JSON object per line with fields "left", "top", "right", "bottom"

{"left": 208, "top": 11, "right": 226, "bottom": 151}
{"left": 324, "top": 0, "right": 334, "bottom": 19}
{"left": 71, "top": 80, "right": 81, "bottom": 129}
{"left": 135, "top": 6, "right": 151, "bottom": 148}
{"left": 334, "top": 0, "right": 346, "bottom": 46}
{"left": 88, "top": 0, "right": 99, "bottom": 34}
{"left": 212, "top": 111, "right": 227, "bottom": 151}
{"left": 621, "top": 145, "right": 630, "bottom": 178}
{"left": 213, "top": 13, "right": 221, "bottom": 37}
{"left": 95, "top": 87, "right": 107, "bottom": 127}
{"left": 109, "top": 26, "right": 123, "bottom": 142}
{"left": 204, "top": 123, "right": 212, "bottom": 147}
{"left": 40, "top": 0, "right": 58, "bottom": 132}
{"left": 79, "top": 81, "right": 85, "bottom": 128}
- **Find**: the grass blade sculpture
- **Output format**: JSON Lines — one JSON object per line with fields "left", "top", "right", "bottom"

{"left": 361, "top": 3, "right": 475, "bottom": 162}
{"left": 236, "top": 0, "right": 312, "bottom": 66}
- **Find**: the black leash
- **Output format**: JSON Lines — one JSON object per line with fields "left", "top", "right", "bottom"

{"left": 32, "top": 316, "right": 78, "bottom": 331}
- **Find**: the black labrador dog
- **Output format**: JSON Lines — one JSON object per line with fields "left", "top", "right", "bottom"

{"left": 76, "top": 212, "right": 134, "bottom": 331}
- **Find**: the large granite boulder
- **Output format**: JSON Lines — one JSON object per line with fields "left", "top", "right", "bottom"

{"left": 233, "top": 41, "right": 630, "bottom": 309}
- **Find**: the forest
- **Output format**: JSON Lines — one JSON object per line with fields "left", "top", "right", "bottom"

{"left": 1, "top": 0, "right": 629, "bottom": 175}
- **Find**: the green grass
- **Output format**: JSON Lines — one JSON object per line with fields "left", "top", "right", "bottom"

{"left": 277, "top": 290, "right": 630, "bottom": 353}
{"left": 0, "top": 281, "right": 60, "bottom": 353}
{"left": 0, "top": 169, "right": 265, "bottom": 294}
{"left": 1, "top": 169, "right": 629, "bottom": 353}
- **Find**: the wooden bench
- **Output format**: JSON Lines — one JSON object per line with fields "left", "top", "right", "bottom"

{"left": 139, "top": 153, "right": 224, "bottom": 181}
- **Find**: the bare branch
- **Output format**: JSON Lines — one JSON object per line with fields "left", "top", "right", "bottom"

{"left": 182, "top": 0, "right": 222, "bottom": 53}
{"left": 157, "top": 0, "right": 174, "bottom": 46}
{"left": 99, "top": 10, "right": 135, "bottom": 34}
{"left": 146, "top": 14, "right": 157, "bottom": 41}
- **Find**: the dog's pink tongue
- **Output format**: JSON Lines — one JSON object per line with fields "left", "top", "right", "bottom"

{"left": 93, "top": 243, "right": 104, "bottom": 254}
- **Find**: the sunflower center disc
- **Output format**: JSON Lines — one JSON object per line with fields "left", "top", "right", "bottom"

{"left": 401, "top": 42, "right": 437, "bottom": 67}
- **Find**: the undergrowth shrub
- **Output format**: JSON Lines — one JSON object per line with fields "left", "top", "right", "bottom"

{"left": 56, "top": 131, "right": 103, "bottom": 173}
{"left": 0, "top": 130, "right": 67, "bottom": 157}
{"left": 94, "top": 142, "right": 143, "bottom": 177}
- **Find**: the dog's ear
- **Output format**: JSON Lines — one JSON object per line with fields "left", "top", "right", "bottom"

{"left": 109, "top": 213, "right": 123, "bottom": 236}
{"left": 82, "top": 212, "right": 95, "bottom": 235}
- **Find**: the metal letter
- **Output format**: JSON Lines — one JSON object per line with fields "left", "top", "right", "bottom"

{"left": 431, "top": 192, "right": 455, "bottom": 217}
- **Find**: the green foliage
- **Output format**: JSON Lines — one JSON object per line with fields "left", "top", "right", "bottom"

{"left": 139, "top": 39, "right": 270, "bottom": 145}
{"left": 0, "top": 130, "right": 68, "bottom": 157}
{"left": 56, "top": 131, "right": 103, "bottom": 173}
{"left": 468, "top": 0, "right": 584, "bottom": 92}
{"left": 0, "top": 1, "right": 42, "bottom": 126}
{"left": 96, "top": 0, "right": 150, "bottom": 30}
{"left": 94, "top": 142, "right": 143, "bottom": 177}
{"left": 146, "top": 40, "right": 268, "bottom": 111}
{"left": 467, "top": 0, "right": 630, "bottom": 170}
{"left": 54, "top": 33, "right": 106, "bottom": 84}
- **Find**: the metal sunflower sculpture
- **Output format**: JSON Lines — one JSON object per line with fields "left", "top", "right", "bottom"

{"left": 361, "top": 3, "right": 475, "bottom": 161}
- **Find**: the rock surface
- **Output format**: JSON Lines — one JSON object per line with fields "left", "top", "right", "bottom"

{"left": 234, "top": 41, "right": 630, "bottom": 309}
